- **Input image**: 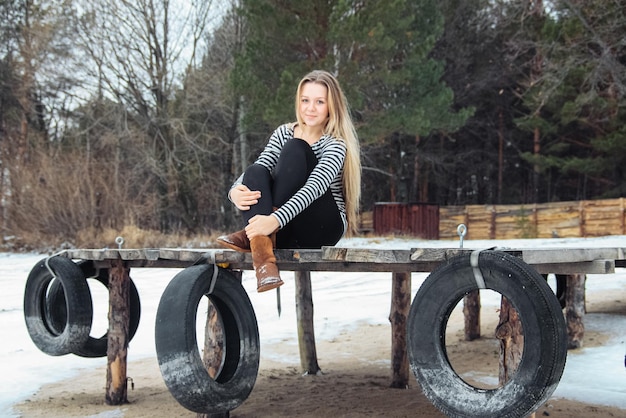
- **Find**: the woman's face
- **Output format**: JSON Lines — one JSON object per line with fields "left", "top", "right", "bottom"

{"left": 299, "top": 82, "right": 329, "bottom": 129}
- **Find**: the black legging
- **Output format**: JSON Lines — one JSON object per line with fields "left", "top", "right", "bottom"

{"left": 241, "top": 138, "right": 344, "bottom": 249}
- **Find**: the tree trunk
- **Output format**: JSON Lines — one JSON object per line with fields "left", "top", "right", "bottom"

{"left": 389, "top": 271, "right": 411, "bottom": 388}
{"left": 295, "top": 271, "right": 320, "bottom": 375}
{"left": 106, "top": 258, "right": 130, "bottom": 405}
{"left": 530, "top": 0, "right": 544, "bottom": 204}
{"left": 498, "top": 109, "right": 504, "bottom": 204}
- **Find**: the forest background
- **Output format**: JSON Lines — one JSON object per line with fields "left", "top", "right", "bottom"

{"left": 1, "top": 0, "right": 624, "bottom": 251}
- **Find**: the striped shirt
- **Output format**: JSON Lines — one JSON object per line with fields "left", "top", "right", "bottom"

{"left": 236, "top": 123, "right": 347, "bottom": 234}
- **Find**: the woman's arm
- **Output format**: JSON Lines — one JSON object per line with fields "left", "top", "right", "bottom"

{"left": 273, "top": 139, "right": 346, "bottom": 228}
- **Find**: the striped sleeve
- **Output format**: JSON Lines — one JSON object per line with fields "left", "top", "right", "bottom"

{"left": 253, "top": 124, "right": 291, "bottom": 172}
{"left": 272, "top": 137, "right": 346, "bottom": 229}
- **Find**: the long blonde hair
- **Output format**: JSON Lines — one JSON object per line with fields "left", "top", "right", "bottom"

{"left": 294, "top": 70, "right": 361, "bottom": 236}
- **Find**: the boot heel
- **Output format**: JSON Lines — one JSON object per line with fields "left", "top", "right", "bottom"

{"left": 217, "top": 230, "right": 251, "bottom": 252}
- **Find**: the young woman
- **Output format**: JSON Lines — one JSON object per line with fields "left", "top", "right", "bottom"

{"left": 218, "top": 70, "right": 361, "bottom": 292}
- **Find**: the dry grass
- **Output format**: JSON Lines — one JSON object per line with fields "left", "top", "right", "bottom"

{"left": 74, "top": 225, "right": 223, "bottom": 250}
{"left": 1, "top": 225, "right": 225, "bottom": 253}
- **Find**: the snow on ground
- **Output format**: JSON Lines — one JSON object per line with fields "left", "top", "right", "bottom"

{"left": 1, "top": 235, "right": 626, "bottom": 416}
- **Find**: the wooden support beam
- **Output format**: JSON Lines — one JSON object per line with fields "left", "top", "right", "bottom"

{"left": 463, "top": 291, "right": 481, "bottom": 341}
{"left": 496, "top": 297, "right": 523, "bottom": 385}
{"left": 106, "top": 258, "right": 130, "bottom": 405}
{"left": 389, "top": 272, "right": 411, "bottom": 388}
{"left": 197, "top": 270, "right": 241, "bottom": 418}
{"left": 295, "top": 271, "right": 320, "bottom": 375}
{"left": 566, "top": 274, "right": 586, "bottom": 349}
{"left": 495, "top": 296, "right": 536, "bottom": 417}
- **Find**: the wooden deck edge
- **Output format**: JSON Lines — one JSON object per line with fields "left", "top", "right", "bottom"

{"left": 59, "top": 246, "right": 625, "bottom": 275}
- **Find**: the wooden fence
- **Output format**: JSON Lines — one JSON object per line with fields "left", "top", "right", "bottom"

{"left": 439, "top": 198, "right": 626, "bottom": 240}
{"left": 360, "top": 198, "right": 626, "bottom": 240}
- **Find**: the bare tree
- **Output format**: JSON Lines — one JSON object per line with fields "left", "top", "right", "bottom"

{"left": 0, "top": 0, "right": 84, "bottom": 239}
{"left": 74, "top": 0, "right": 222, "bottom": 231}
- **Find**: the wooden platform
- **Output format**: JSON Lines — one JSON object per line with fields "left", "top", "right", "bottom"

{"left": 64, "top": 245, "right": 626, "bottom": 273}
{"left": 56, "top": 245, "right": 626, "bottom": 413}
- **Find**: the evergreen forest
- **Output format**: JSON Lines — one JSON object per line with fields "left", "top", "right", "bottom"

{"left": 1, "top": 0, "right": 624, "bottom": 248}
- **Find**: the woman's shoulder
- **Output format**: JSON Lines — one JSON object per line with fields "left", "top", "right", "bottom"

{"left": 321, "top": 134, "right": 347, "bottom": 147}
{"left": 318, "top": 135, "right": 347, "bottom": 155}
{"left": 275, "top": 123, "right": 296, "bottom": 135}
{"left": 267, "top": 123, "right": 295, "bottom": 144}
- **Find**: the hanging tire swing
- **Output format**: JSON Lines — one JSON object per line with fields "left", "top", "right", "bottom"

{"left": 44, "top": 261, "right": 142, "bottom": 358}
{"left": 155, "top": 264, "right": 260, "bottom": 414}
{"left": 407, "top": 250, "right": 567, "bottom": 418}
{"left": 24, "top": 256, "right": 93, "bottom": 356}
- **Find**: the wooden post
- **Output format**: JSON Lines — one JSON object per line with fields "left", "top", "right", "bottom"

{"left": 197, "top": 269, "right": 240, "bottom": 418}
{"left": 496, "top": 296, "right": 535, "bottom": 417}
{"left": 295, "top": 270, "right": 321, "bottom": 374}
{"left": 566, "top": 274, "right": 586, "bottom": 349}
{"left": 495, "top": 297, "right": 536, "bottom": 417}
{"left": 495, "top": 297, "right": 523, "bottom": 385}
{"left": 463, "top": 291, "right": 481, "bottom": 341}
{"left": 389, "top": 271, "right": 411, "bottom": 389}
{"left": 106, "top": 258, "right": 130, "bottom": 405}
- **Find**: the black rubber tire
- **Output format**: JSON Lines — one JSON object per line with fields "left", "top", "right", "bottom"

{"left": 542, "top": 273, "right": 567, "bottom": 308}
{"left": 155, "top": 265, "right": 259, "bottom": 414}
{"left": 23, "top": 256, "right": 93, "bottom": 356}
{"left": 45, "top": 261, "right": 142, "bottom": 358}
{"left": 407, "top": 250, "right": 567, "bottom": 418}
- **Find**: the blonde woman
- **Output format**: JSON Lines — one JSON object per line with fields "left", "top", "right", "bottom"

{"left": 218, "top": 70, "right": 361, "bottom": 292}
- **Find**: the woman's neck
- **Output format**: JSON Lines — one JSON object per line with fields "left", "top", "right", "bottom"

{"left": 295, "top": 124, "right": 324, "bottom": 144}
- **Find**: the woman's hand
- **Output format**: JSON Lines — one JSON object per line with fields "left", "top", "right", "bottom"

{"left": 229, "top": 185, "right": 261, "bottom": 211}
{"left": 245, "top": 214, "right": 280, "bottom": 239}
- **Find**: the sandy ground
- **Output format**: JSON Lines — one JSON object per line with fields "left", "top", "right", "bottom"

{"left": 15, "top": 280, "right": 626, "bottom": 418}
{"left": 14, "top": 292, "right": 626, "bottom": 418}
{"left": 13, "top": 328, "right": 625, "bottom": 418}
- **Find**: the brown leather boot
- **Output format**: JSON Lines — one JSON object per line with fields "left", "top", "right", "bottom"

{"left": 216, "top": 230, "right": 250, "bottom": 252}
{"left": 250, "top": 235, "right": 283, "bottom": 292}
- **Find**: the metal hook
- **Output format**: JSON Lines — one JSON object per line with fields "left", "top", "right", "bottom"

{"left": 457, "top": 224, "right": 467, "bottom": 248}
{"left": 115, "top": 236, "right": 124, "bottom": 249}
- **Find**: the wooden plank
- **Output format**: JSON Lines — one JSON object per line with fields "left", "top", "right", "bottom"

{"left": 158, "top": 248, "right": 210, "bottom": 262}
{"left": 118, "top": 249, "right": 147, "bottom": 260}
{"left": 63, "top": 247, "right": 622, "bottom": 274}
{"left": 410, "top": 248, "right": 470, "bottom": 261}
{"left": 521, "top": 248, "right": 626, "bottom": 264}
{"left": 322, "top": 247, "right": 412, "bottom": 263}
{"left": 67, "top": 249, "right": 120, "bottom": 260}
{"left": 531, "top": 260, "right": 614, "bottom": 275}
{"left": 144, "top": 249, "right": 160, "bottom": 261}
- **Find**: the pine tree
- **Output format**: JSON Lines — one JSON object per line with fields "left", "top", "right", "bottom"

{"left": 517, "top": 0, "right": 626, "bottom": 200}
{"left": 233, "top": 0, "right": 472, "bottom": 204}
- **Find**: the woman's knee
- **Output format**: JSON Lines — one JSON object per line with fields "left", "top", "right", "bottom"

{"left": 279, "top": 139, "right": 317, "bottom": 168}
{"left": 243, "top": 164, "right": 271, "bottom": 187}
{"left": 244, "top": 164, "right": 270, "bottom": 178}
